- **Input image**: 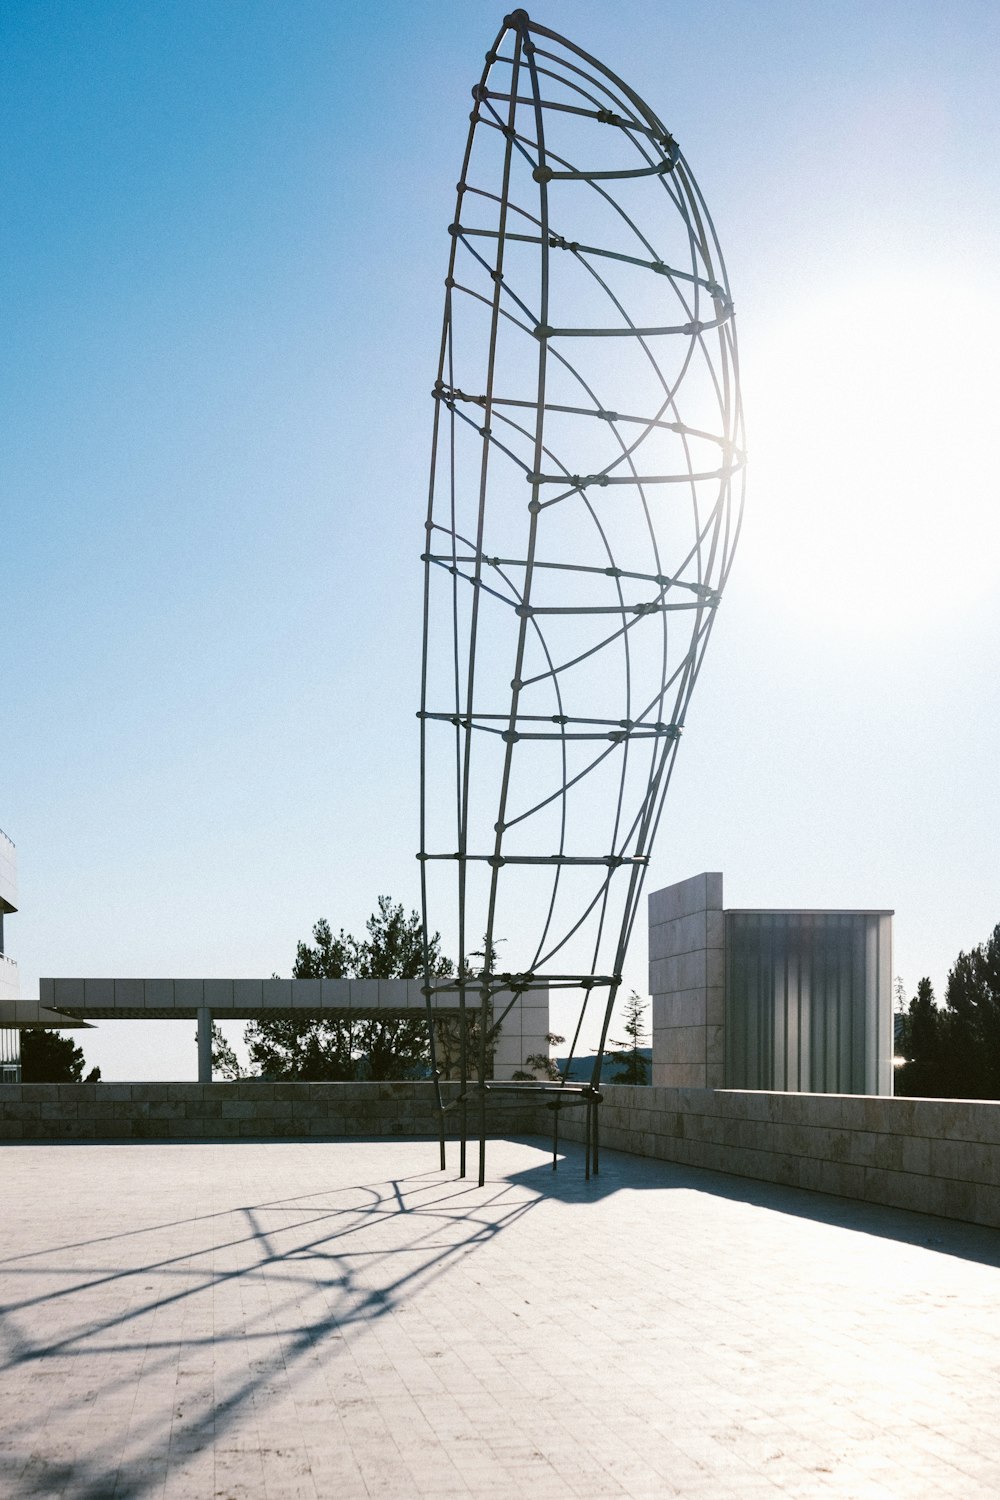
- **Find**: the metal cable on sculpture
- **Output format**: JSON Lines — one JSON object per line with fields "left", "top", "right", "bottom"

{"left": 418, "top": 10, "right": 746, "bottom": 1184}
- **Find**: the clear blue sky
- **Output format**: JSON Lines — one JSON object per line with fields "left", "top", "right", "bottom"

{"left": 4, "top": 1, "right": 999, "bottom": 1079}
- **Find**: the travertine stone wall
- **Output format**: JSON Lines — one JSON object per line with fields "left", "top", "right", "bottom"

{"left": 7, "top": 1082, "right": 996, "bottom": 1233}
{"left": 550, "top": 1085, "right": 1000, "bottom": 1230}
{"left": 492, "top": 987, "right": 549, "bottom": 1078}
{"left": 648, "top": 872, "right": 724, "bottom": 1088}
{"left": 0, "top": 1081, "right": 540, "bottom": 1141}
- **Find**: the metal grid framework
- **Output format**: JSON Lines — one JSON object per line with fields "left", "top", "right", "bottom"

{"left": 418, "top": 10, "right": 745, "bottom": 1183}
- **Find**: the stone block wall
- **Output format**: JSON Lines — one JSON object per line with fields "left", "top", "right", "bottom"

{"left": 0, "top": 1081, "right": 540, "bottom": 1142}
{"left": 493, "top": 987, "right": 549, "bottom": 1078}
{"left": 648, "top": 872, "right": 724, "bottom": 1087}
{"left": 549, "top": 1085, "right": 1000, "bottom": 1229}
{"left": 6, "top": 1080, "right": 996, "bottom": 1234}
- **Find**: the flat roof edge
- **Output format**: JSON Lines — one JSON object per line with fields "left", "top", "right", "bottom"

{"left": 725, "top": 908, "right": 894, "bottom": 917}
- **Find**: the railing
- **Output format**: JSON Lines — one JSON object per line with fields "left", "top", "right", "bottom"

{"left": 0, "top": 828, "right": 14, "bottom": 847}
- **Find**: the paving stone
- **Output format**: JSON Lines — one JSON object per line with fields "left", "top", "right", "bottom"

{"left": 0, "top": 1138, "right": 998, "bottom": 1498}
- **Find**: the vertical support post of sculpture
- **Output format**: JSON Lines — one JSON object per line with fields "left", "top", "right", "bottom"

{"left": 421, "top": 988, "right": 447, "bottom": 1171}
{"left": 459, "top": 988, "right": 468, "bottom": 1178}
{"left": 477, "top": 983, "right": 490, "bottom": 1187}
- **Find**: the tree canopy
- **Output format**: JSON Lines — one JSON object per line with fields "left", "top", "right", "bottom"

{"left": 606, "top": 991, "right": 650, "bottom": 1084}
{"left": 240, "top": 897, "right": 453, "bottom": 1082}
{"left": 20, "top": 1028, "right": 101, "bottom": 1083}
{"left": 895, "top": 922, "right": 1000, "bottom": 1100}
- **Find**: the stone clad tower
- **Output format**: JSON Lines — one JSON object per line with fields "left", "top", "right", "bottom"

{"left": 648, "top": 872, "right": 893, "bottom": 1095}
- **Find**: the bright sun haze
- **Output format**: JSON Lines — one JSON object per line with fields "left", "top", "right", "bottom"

{"left": 749, "top": 270, "right": 1000, "bottom": 637}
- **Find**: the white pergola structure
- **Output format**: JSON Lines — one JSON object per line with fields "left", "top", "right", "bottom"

{"left": 38, "top": 977, "right": 550, "bottom": 1084}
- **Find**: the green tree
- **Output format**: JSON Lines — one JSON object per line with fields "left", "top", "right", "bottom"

{"left": 429, "top": 935, "right": 508, "bottom": 1080}
{"left": 940, "top": 924, "right": 1000, "bottom": 1099}
{"left": 894, "top": 977, "right": 946, "bottom": 1097}
{"left": 896, "top": 923, "right": 1000, "bottom": 1100}
{"left": 432, "top": 1010, "right": 499, "bottom": 1079}
{"left": 606, "top": 991, "right": 650, "bottom": 1084}
{"left": 243, "top": 897, "right": 453, "bottom": 1081}
{"left": 20, "top": 1028, "right": 101, "bottom": 1083}
{"left": 211, "top": 1024, "right": 243, "bottom": 1080}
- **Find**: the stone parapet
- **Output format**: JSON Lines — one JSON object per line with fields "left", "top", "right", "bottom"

{"left": 544, "top": 1085, "right": 1000, "bottom": 1230}
{"left": 0, "top": 1081, "right": 539, "bottom": 1141}
{"left": 7, "top": 1081, "right": 996, "bottom": 1233}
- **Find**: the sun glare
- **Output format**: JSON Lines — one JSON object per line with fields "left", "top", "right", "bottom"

{"left": 744, "top": 272, "right": 1000, "bottom": 636}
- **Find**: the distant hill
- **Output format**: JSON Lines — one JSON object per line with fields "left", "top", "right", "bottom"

{"left": 555, "top": 1047, "right": 652, "bottom": 1083}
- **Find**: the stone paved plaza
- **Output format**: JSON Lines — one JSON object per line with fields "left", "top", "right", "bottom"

{"left": 1, "top": 1137, "right": 998, "bottom": 1499}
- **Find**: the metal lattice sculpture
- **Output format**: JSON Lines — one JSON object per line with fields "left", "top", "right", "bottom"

{"left": 418, "top": 10, "right": 745, "bottom": 1183}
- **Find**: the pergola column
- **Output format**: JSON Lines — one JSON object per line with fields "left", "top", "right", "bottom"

{"left": 197, "top": 1006, "right": 213, "bottom": 1084}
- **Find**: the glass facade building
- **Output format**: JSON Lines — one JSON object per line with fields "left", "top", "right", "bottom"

{"left": 649, "top": 875, "right": 893, "bottom": 1094}
{"left": 0, "top": 1027, "right": 19, "bottom": 1083}
{"left": 725, "top": 911, "right": 893, "bottom": 1095}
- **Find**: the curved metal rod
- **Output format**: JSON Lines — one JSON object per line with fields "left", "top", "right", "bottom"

{"left": 419, "top": 11, "right": 745, "bottom": 1181}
